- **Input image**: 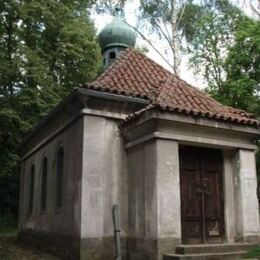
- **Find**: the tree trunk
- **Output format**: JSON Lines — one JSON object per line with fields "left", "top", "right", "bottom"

{"left": 170, "top": 0, "right": 181, "bottom": 75}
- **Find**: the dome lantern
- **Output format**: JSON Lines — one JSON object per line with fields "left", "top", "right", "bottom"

{"left": 98, "top": 6, "right": 136, "bottom": 68}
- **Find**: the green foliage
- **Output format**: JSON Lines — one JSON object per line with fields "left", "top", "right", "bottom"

{"left": 179, "top": 1, "right": 206, "bottom": 43}
{"left": 0, "top": 235, "right": 59, "bottom": 259}
{"left": 0, "top": 215, "right": 17, "bottom": 236}
{"left": 221, "top": 18, "right": 260, "bottom": 113}
{"left": 93, "top": 1, "right": 126, "bottom": 15}
{"left": 245, "top": 245, "right": 260, "bottom": 258}
{"left": 182, "top": 2, "right": 260, "bottom": 185}
{"left": 140, "top": 0, "right": 178, "bottom": 25}
{"left": 201, "top": 17, "right": 260, "bottom": 114}
{"left": 0, "top": 0, "right": 101, "bottom": 215}
{"left": 137, "top": 0, "right": 245, "bottom": 74}
{"left": 181, "top": 1, "right": 242, "bottom": 89}
{"left": 180, "top": 1, "right": 260, "bottom": 115}
{"left": 138, "top": 0, "right": 188, "bottom": 74}
{"left": 134, "top": 45, "right": 149, "bottom": 54}
{"left": 181, "top": 0, "right": 260, "bottom": 114}
{"left": 220, "top": 18, "right": 260, "bottom": 183}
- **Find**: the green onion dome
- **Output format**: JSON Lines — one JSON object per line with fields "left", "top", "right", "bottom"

{"left": 98, "top": 7, "right": 136, "bottom": 52}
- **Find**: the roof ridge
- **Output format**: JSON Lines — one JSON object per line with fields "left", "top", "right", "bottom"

{"left": 145, "top": 62, "right": 226, "bottom": 110}
{"left": 93, "top": 50, "right": 127, "bottom": 81}
{"left": 84, "top": 48, "right": 259, "bottom": 127}
{"left": 127, "top": 48, "right": 173, "bottom": 75}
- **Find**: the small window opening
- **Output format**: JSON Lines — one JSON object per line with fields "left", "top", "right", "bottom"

{"left": 109, "top": 51, "right": 116, "bottom": 59}
{"left": 41, "top": 157, "right": 48, "bottom": 212}
{"left": 28, "top": 165, "right": 35, "bottom": 215}
{"left": 56, "top": 147, "right": 64, "bottom": 209}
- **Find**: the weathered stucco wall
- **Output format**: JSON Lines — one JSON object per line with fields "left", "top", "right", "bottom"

{"left": 234, "top": 149, "right": 260, "bottom": 242}
{"left": 222, "top": 149, "right": 260, "bottom": 244}
{"left": 18, "top": 92, "right": 145, "bottom": 260}
{"left": 223, "top": 149, "right": 236, "bottom": 243}
{"left": 127, "top": 139, "right": 181, "bottom": 260}
{"left": 126, "top": 142, "right": 260, "bottom": 260}
{"left": 127, "top": 141, "right": 157, "bottom": 260}
{"left": 18, "top": 117, "right": 84, "bottom": 259}
{"left": 80, "top": 114, "right": 128, "bottom": 259}
{"left": 18, "top": 98, "right": 260, "bottom": 260}
{"left": 123, "top": 113, "right": 260, "bottom": 259}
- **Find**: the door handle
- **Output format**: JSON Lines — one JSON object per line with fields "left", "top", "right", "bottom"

{"left": 195, "top": 184, "right": 210, "bottom": 195}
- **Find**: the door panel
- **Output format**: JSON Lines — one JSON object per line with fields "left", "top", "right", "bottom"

{"left": 180, "top": 146, "right": 225, "bottom": 244}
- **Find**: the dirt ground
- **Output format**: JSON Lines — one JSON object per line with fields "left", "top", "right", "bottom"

{"left": 0, "top": 235, "right": 60, "bottom": 260}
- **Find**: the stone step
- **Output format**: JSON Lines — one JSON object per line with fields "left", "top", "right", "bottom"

{"left": 175, "top": 243, "right": 257, "bottom": 255}
{"left": 163, "top": 251, "right": 247, "bottom": 260}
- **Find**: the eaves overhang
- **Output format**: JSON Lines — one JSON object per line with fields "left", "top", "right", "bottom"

{"left": 18, "top": 87, "right": 149, "bottom": 152}
{"left": 122, "top": 107, "right": 260, "bottom": 135}
{"left": 121, "top": 108, "right": 260, "bottom": 150}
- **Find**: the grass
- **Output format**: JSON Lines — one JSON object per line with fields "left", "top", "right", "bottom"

{"left": 0, "top": 215, "right": 259, "bottom": 259}
{"left": 0, "top": 215, "right": 59, "bottom": 260}
{"left": 244, "top": 246, "right": 260, "bottom": 259}
{"left": 0, "top": 236, "right": 60, "bottom": 260}
{"left": 0, "top": 215, "right": 17, "bottom": 237}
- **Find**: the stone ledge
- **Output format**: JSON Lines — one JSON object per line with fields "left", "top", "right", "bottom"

{"left": 18, "top": 230, "right": 80, "bottom": 260}
{"left": 127, "top": 237, "right": 181, "bottom": 260}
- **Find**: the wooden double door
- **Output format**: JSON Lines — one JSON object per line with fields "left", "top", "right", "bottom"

{"left": 180, "top": 146, "right": 225, "bottom": 244}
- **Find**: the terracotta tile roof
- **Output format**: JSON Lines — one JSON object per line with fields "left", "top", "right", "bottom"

{"left": 84, "top": 48, "right": 260, "bottom": 127}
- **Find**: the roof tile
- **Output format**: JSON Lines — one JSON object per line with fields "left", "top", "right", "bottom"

{"left": 84, "top": 48, "right": 260, "bottom": 127}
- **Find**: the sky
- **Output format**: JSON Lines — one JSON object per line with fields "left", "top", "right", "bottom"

{"left": 92, "top": 0, "right": 258, "bottom": 89}
{"left": 92, "top": 1, "right": 207, "bottom": 89}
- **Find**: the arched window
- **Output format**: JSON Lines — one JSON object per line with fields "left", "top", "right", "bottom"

{"left": 41, "top": 157, "right": 48, "bottom": 212}
{"left": 28, "top": 164, "right": 35, "bottom": 214}
{"left": 56, "top": 147, "right": 64, "bottom": 209}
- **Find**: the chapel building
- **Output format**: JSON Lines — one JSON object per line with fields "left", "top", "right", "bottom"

{"left": 18, "top": 8, "right": 260, "bottom": 260}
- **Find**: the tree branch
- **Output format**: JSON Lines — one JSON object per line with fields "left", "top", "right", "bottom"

{"left": 124, "top": 20, "right": 174, "bottom": 71}
{"left": 155, "top": 21, "right": 173, "bottom": 47}
{"left": 175, "top": 2, "right": 186, "bottom": 31}
{"left": 162, "top": 20, "right": 172, "bottom": 40}
{"left": 250, "top": 0, "right": 260, "bottom": 16}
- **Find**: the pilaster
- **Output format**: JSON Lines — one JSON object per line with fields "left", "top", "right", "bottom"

{"left": 236, "top": 149, "right": 260, "bottom": 242}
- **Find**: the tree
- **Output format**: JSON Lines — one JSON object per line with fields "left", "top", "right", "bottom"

{"left": 180, "top": 0, "right": 242, "bottom": 89}
{"left": 182, "top": 1, "right": 260, "bottom": 115}
{"left": 236, "top": 0, "right": 260, "bottom": 17}
{"left": 217, "top": 17, "right": 260, "bottom": 113}
{"left": 0, "top": 0, "right": 101, "bottom": 216}
{"left": 250, "top": 0, "right": 260, "bottom": 17}
{"left": 94, "top": 0, "right": 188, "bottom": 75}
{"left": 94, "top": 0, "right": 127, "bottom": 14}
{"left": 224, "top": 15, "right": 260, "bottom": 193}
{"left": 139, "top": 0, "right": 188, "bottom": 75}
{"left": 181, "top": 1, "right": 260, "bottom": 198}
{"left": 134, "top": 0, "right": 240, "bottom": 75}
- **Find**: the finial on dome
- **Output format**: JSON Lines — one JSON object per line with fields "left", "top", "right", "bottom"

{"left": 98, "top": 5, "right": 136, "bottom": 69}
{"left": 114, "top": 4, "right": 124, "bottom": 18}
